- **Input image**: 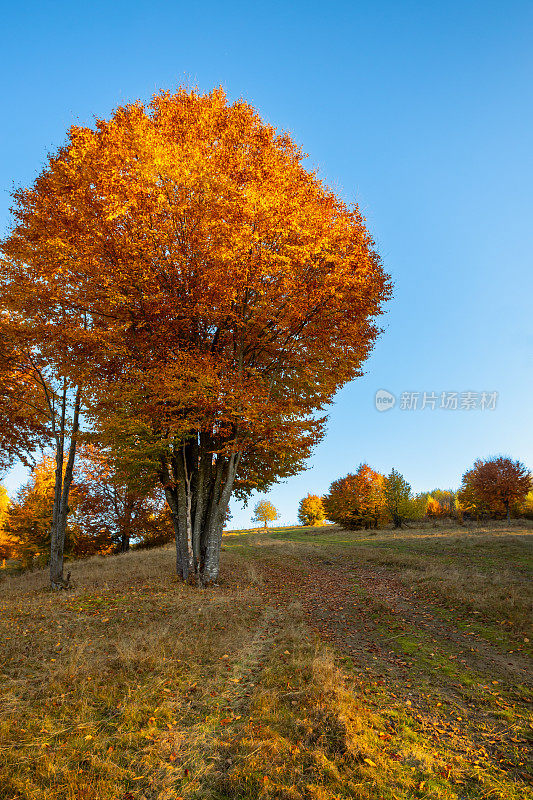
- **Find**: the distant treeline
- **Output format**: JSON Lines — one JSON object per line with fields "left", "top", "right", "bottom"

{"left": 298, "top": 456, "right": 532, "bottom": 531}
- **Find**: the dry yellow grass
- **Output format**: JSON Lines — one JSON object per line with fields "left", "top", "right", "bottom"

{"left": 0, "top": 546, "right": 265, "bottom": 799}
{"left": 0, "top": 526, "right": 532, "bottom": 799}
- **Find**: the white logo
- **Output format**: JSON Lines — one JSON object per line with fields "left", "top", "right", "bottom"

{"left": 375, "top": 389, "right": 396, "bottom": 412}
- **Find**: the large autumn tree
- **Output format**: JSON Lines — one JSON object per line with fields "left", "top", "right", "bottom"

{"left": 1, "top": 88, "right": 390, "bottom": 584}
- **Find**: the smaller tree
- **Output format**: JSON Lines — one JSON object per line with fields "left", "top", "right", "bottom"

{"left": 459, "top": 456, "right": 531, "bottom": 521}
{"left": 407, "top": 493, "right": 428, "bottom": 521}
{"left": 5, "top": 456, "right": 119, "bottom": 567}
{"left": 6, "top": 457, "right": 57, "bottom": 567}
{"left": 298, "top": 493, "right": 326, "bottom": 527}
{"left": 253, "top": 499, "right": 279, "bottom": 529}
{"left": 431, "top": 489, "right": 456, "bottom": 515}
{"left": 383, "top": 469, "right": 412, "bottom": 528}
{"left": 456, "top": 474, "right": 493, "bottom": 519}
{"left": 75, "top": 444, "right": 167, "bottom": 553}
{"left": 520, "top": 491, "right": 533, "bottom": 520}
{"left": 425, "top": 496, "right": 444, "bottom": 517}
{"left": 0, "top": 485, "right": 13, "bottom": 562}
{"left": 421, "top": 489, "right": 455, "bottom": 518}
{"left": 324, "top": 464, "right": 387, "bottom": 530}
{"left": 0, "top": 317, "right": 82, "bottom": 588}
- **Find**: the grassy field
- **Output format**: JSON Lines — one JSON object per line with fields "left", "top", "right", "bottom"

{"left": 0, "top": 523, "right": 531, "bottom": 799}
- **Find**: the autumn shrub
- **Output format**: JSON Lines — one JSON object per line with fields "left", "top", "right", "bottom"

{"left": 132, "top": 509, "right": 174, "bottom": 550}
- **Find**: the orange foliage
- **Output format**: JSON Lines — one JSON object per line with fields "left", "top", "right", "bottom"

{"left": 75, "top": 445, "right": 171, "bottom": 552}
{"left": 5, "top": 457, "right": 115, "bottom": 564}
{"left": 0, "top": 322, "right": 51, "bottom": 474}
{"left": 324, "top": 464, "right": 387, "bottom": 529}
{"left": 297, "top": 493, "right": 326, "bottom": 526}
{"left": 426, "top": 497, "right": 444, "bottom": 517}
{"left": 458, "top": 456, "right": 531, "bottom": 520}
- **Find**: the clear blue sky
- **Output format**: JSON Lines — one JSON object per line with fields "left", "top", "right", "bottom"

{"left": 1, "top": 0, "right": 532, "bottom": 527}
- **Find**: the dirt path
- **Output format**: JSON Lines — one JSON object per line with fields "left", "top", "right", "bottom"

{"left": 254, "top": 552, "right": 533, "bottom": 781}
{"left": 256, "top": 553, "right": 532, "bottom": 684}
{"left": 352, "top": 562, "right": 533, "bottom": 683}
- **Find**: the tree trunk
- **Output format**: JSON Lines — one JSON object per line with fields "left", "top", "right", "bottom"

{"left": 49, "top": 391, "right": 65, "bottom": 589}
{"left": 50, "top": 387, "right": 81, "bottom": 590}
{"left": 505, "top": 500, "right": 510, "bottom": 523}
{"left": 120, "top": 495, "right": 134, "bottom": 552}
{"left": 159, "top": 439, "right": 241, "bottom": 586}
{"left": 162, "top": 483, "right": 184, "bottom": 580}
